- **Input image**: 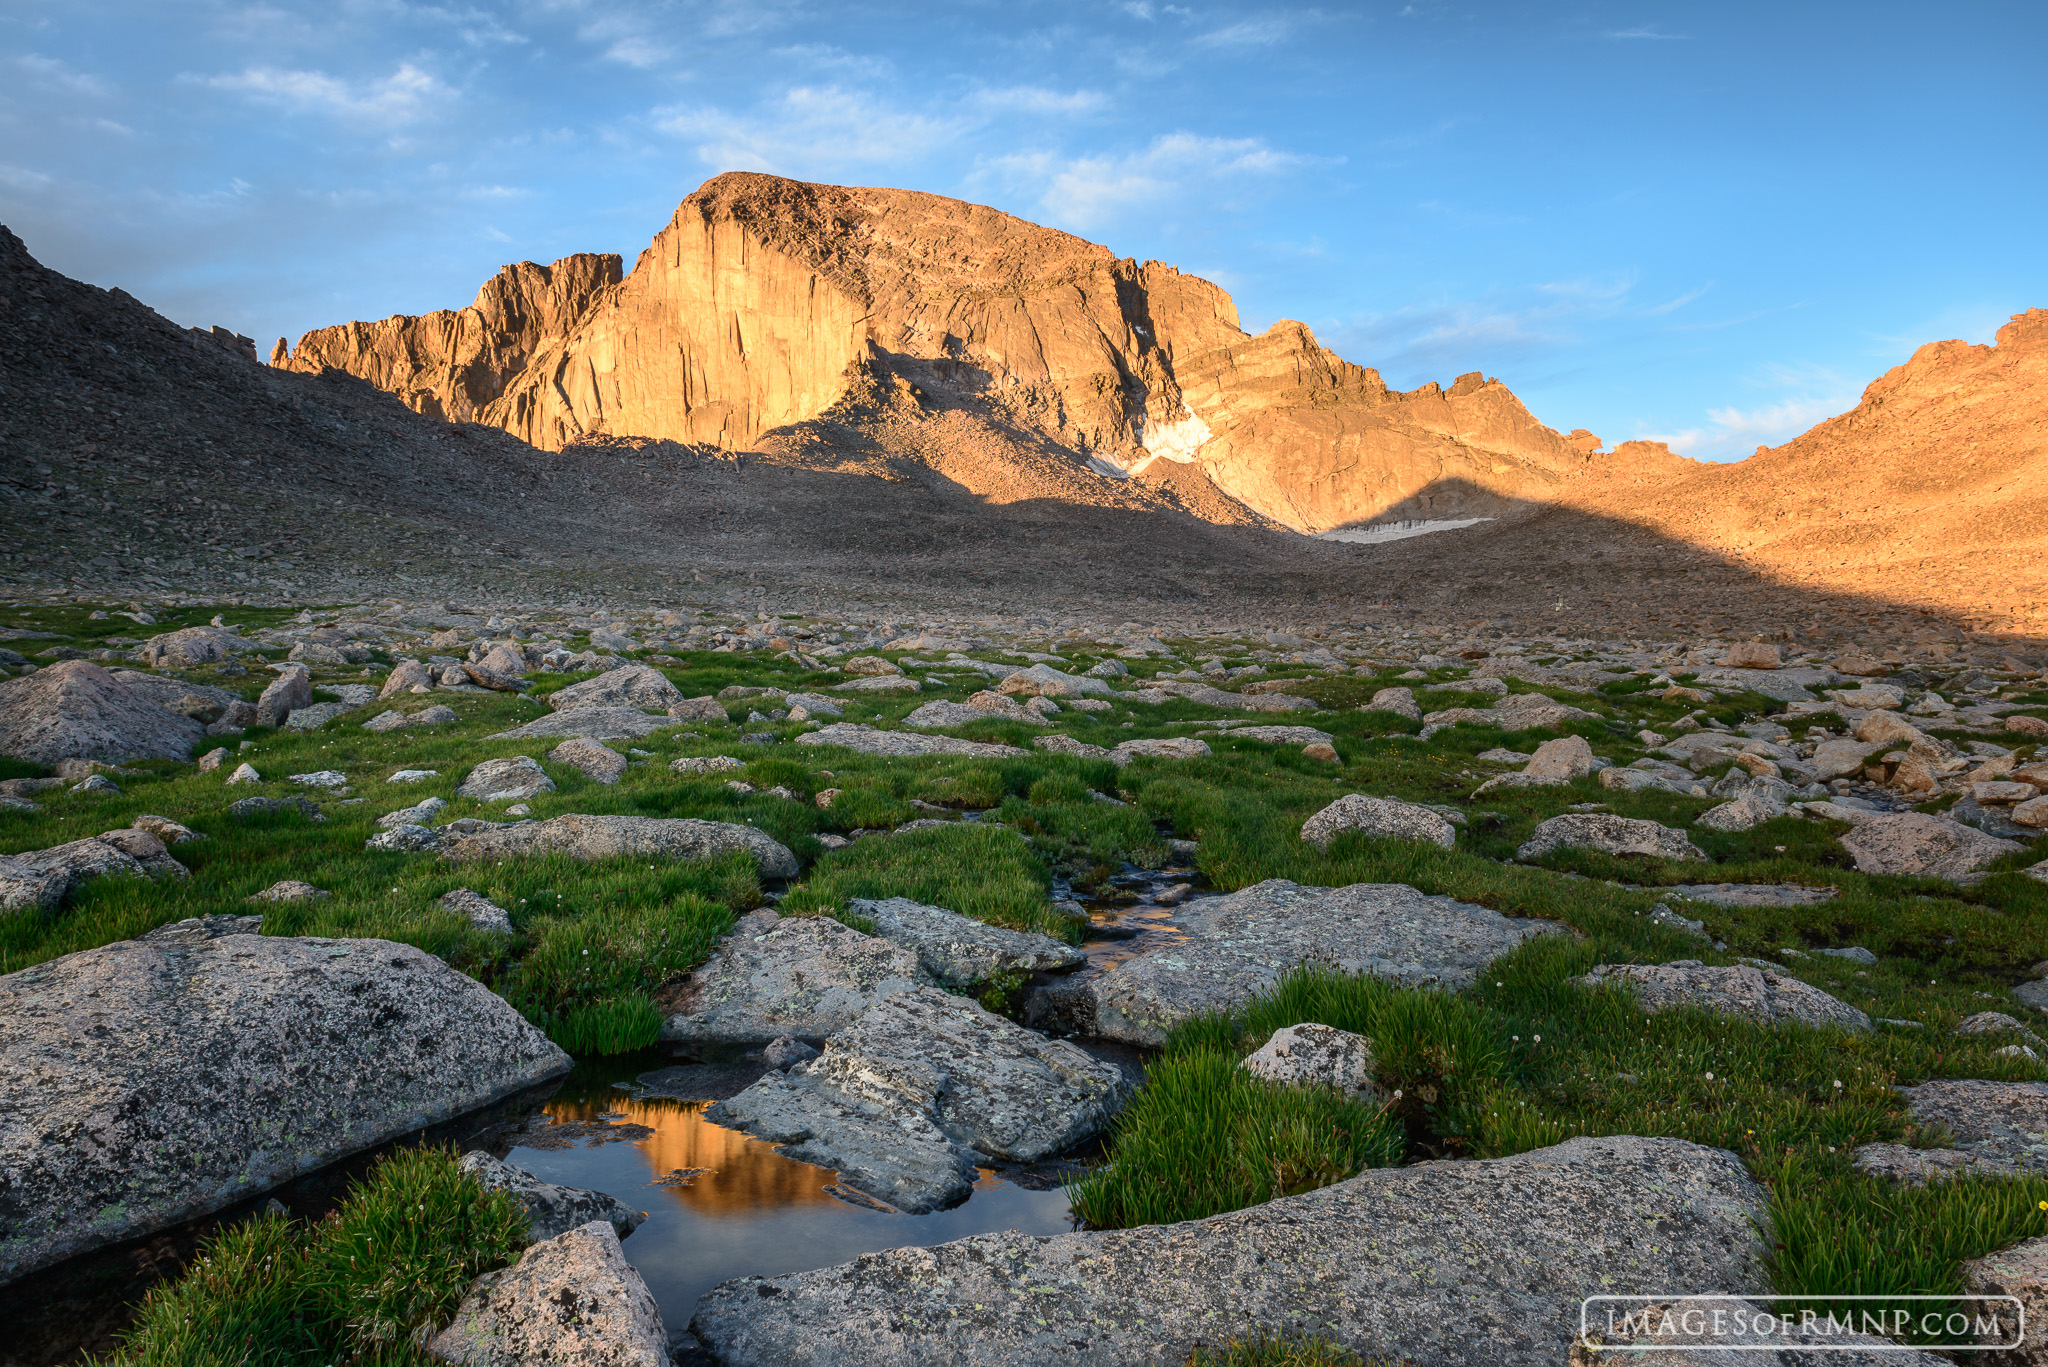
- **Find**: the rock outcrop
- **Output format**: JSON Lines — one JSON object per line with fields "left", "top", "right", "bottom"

{"left": 848, "top": 896, "right": 1084, "bottom": 987}
{"left": 661, "top": 909, "right": 928, "bottom": 1045}
{"left": 0, "top": 929, "right": 570, "bottom": 1283}
{"left": 0, "top": 659, "right": 204, "bottom": 765}
{"left": 689, "top": 1135, "right": 1769, "bottom": 1366}
{"left": 1574, "top": 960, "right": 1872, "bottom": 1031}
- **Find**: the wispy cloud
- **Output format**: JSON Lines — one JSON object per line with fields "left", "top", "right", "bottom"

{"left": 1195, "top": 17, "right": 1292, "bottom": 48}
{"left": 1603, "top": 26, "right": 1691, "bottom": 39}
{"left": 654, "top": 85, "right": 966, "bottom": 173}
{"left": 1643, "top": 282, "right": 1712, "bottom": 315}
{"left": 200, "top": 62, "right": 452, "bottom": 126}
{"left": 979, "top": 132, "right": 1321, "bottom": 230}
{"left": 8, "top": 53, "right": 113, "bottom": 98}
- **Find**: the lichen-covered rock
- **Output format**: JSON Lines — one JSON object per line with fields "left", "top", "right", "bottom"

{"left": 255, "top": 664, "right": 312, "bottom": 729}
{"left": 848, "top": 896, "right": 1084, "bottom": 987}
{"left": 1219, "top": 725, "right": 1335, "bottom": 746}
{"left": 429, "top": 1221, "right": 667, "bottom": 1367}
{"left": 250, "top": 879, "right": 329, "bottom": 901}
{"left": 1241, "top": 1023, "right": 1380, "bottom": 1101}
{"left": 1032, "top": 879, "right": 1561, "bottom": 1045}
{"left": 1517, "top": 813, "right": 1707, "bottom": 863}
{"left": 1524, "top": 734, "right": 1595, "bottom": 780}
{"left": 488, "top": 706, "right": 682, "bottom": 742}
{"left": 661, "top": 909, "right": 928, "bottom": 1045}
{"left": 1696, "top": 792, "right": 1788, "bottom": 833}
{"left": 3, "top": 830, "right": 188, "bottom": 912}
{"left": 0, "top": 854, "right": 67, "bottom": 916}
{"left": 671, "top": 754, "right": 745, "bottom": 775}
{"left": 1299, "top": 794, "right": 1456, "bottom": 850}
{"left": 456, "top": 756, "right": 555, "bottom": 803}
{"left": 761, "top": 1034, "right": 819, "bottom": 1070}
{"left": 135, "top": 625, "right": 247, "bottom": 670}
{"left": 442, "top": 888, "right": 513, "bottom": 934}
{"left": 689, "top": 1135, "right": 1769, "bottom": 1367}
{"left": 441, "top": 813, "right": 796, "bottom": 877}
{"left": 1110, "top": 736, "right": 1211, "bottom": 766}
{"left": 1573, "top": 960, "right": 1871, "bottom": 1031}
{"left": 796, "top": 723, "right": 1025, "bottom": 759}
{"left": 1852, "top": 1080, "right": 2048, "bottom": 1182}
{"left": 1959, "top": 1234, "right": 2048, "bottom": 1364}
{"left": 707, "top": 987, "right": 1127, "bottom": 1213}
{"left": 1365, "top": 686, "right": 1421, "bottom": 720}
{"left": 0, "top": 931, "right": 571, "bottom": 1284}
{"left": 0, "top": 659, "right": 204, "bottom": 765}
{"left": 456, "top": 1151, "right": 643, "bottom": 1243}
{"left": 548, "top": 664, "right": 683, "bottom": 714}
{"left": 549, "top": 737, "right": 628, "bottom": 785}
{"left": 1839, "top": 813, "right": 2021, "bottom": 878}
{"left": 366, "top": 823, "right": 442, "bottom": 852}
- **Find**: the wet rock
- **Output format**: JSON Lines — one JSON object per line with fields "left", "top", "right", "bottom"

{"left": 1299, "top": 794, "right": 1456, "bottom": 850}
{"left": 249, "top": 879, "right": 329, "bottom": 902}
{"left": 442, "top": 813, "right": 797, "bottom": 877}
{"left": 254, "top": 664, "right": 312, "bottom": 728}
{"left": 1839, "top": 812, "right": 2020, "bottom": 878}
{"left": 1110, "top": 736, "right": 1211, "bottom": 766}
{"left": 706, "top": 986, "right": 1127, "bottom": 1213}
{"left": 0, "top": 659, "right": 204, "bottom": 765}
{"left": 0, "top": 932, "right": 571, "bottom": 1283}
{"left": 1853, "top": 1080, "right": 2048, "bottom": 1182}
{"left": 441, "top": 888, "right": 513, "bottom": 934}
{"left": 1574, "top": 960, "right": 1871, "bottom": 1031}
{"left": 1035, "top": 879, "right": 1562, "bottom": 1046}
{"left": 1517, "top": 814, "right": 1708, "bottom": 863}
{"left": 848, "top": 897, "right": 1085, "bottom": 987}
{"left": 428, "top": 1220, "right": 667, "bottom": 1367}
{"left": 548, "top": 664, "right": 682, "bottom": 714}
{"left": 689, "top": 1135, "right": 1768, "bottom": 1367}
{"left": 456, "top": 1151, "right": 643, "bottom": 1243}
{"left": 457, "top": 756, "right": 555, "bottom": 804}
{"left": 660, "top": 909, "right": 928, "bottom": 1046}
{"left": 761, "top": 1034, "right": 819, "bottom": 1071}
{"left": 489, "top": 707, "right": 681, "bottom": 742}
{"left": 797, "top": 723, "right": 1025, "bottom": 759}
{"left": 1241, "top": 1023, "right": 1380, "bottom": 1101}
{"left": 550, "top": 737, "right": 627, "bottom": 785}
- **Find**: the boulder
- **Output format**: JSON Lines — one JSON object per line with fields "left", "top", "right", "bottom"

{"left": 706, "top": 986, "right": 1127, "bottom": 1213}
{"left": 282, "top": 701, "right": 353, "bottom": 731}
{"left": 1241, "top": 1023, "right": 1380, "bottom": 1101}
{"left": 1422, "top": 700, "right": 1598, "bottom": 731}
{"left": 847, "top": 897, "right": 1085, "bottom": 987}
{"left": 489, "top": 707, "right": 680, "bottom": 742}
{"left": 106, "top": 670, "right": 242, "bottom": 719}
{"left": 1856, "top": 711, "right": 1926, "bottom": 747}
{"left": 669, "top": 695, "right": 730, "bottom": 722}
{"left": 1852, "top": 1080, "right": 2048, "bottom": 1182}
{"left": 661, "top": 909, "right": 927, "bottom": 1045}
{"left": 688, "top": 1135, "right": 1769, "bottom": 1367}
{"left": 841, "top": 655, "right": 902, "bottom": 676}
{"left": 1524, "top": 734, "right": 1594, "bottom": 780}
{"left": 0, "top": 929, "right": 570, "bottom": 1284}
{"left": 1838, "top": 813, "right": 2020, "bottom": 878}
{"left": 130, "top": 813, "right": 203, "bottom": 845}
{"left": 379, "top": 659, "right": 434, "bottom": 698}
{"left": 1721, "top": 642, "right": 1782, "bottom": 669}
{"left": 671, "top": 755, "right": 745, "bottom": 775}
{"left": 1365, "top": 686, "right": 1421, "bottom": 721}
{"left": 4, "top": 832, "right": 185, "bottom": 911}
{"left": 1299, "top": 794, "right": 1456, "bottom": 850}
{"left": 366, "top": 824, "right": 441, "bottom": 852}
{"left": 1960, "top": 1236, "right": 2048, "bottom": 1364}
{"left": 459, "top": 661, "right": 530, "bottom": 693}
{"left": 781, "top": 692, "right": 843, "bottom": 720}
{"left": 0, "top": 854, "right": 68, "bottom": 917}
{"left": 254, "top": 664, "right": 312, "bottom": 729}
{"left": 1573, "top": 960, "right": 1871, "bottom": 1031}
{"left": 1031, "top": 734, "right": 1113, "bottom": 761}
{"left": 550, "top": 737, "right": 628, "bottom": 785}
{"left": 1032, "top": 879, "right": 1562, "bottom": 1046}
{"left": 993, "top": 663, "right": 1112, "bottom": 698}
{"left": 797, "top": 723, "right": 1025, "bottom": 759}
{"left": 135, "top": 626, "right": 245, "bottom": 669}
{"left": 0, "top": 660, "right": 204, "bottom": 765}
{"left": 1696, "top": 792, "right": 1787, "bottom": 833}
{"left": 2010, "top": 715, "right": 2048, "bottom": 739}
{"left": 378, "top": 796, "right": 447, "bottom": 829}
{"left": 762, "top": 1034, "right": 820, "bottom": 1070}
{"left": 457, "top": 756, "right": 555, "bottom": 804}
{"left": 832, "top": 675, "right": 922, "bottom": 693}
{"left": 455, "top": 1151, "right": 643, "bottom": 1243}
{"left": 1516, "top": 814, "right": 1707, "bottom": 863}
{"left": 1109, "top": 736, "right": 1211, "bottom": 767}
{"left": 441, "top": 888, "right": 513, "bottom": 934}
{"left": 902, "top": 700, "right": 1000, "bottom": 728}
{"left": 965, "top": 691, "right": 1050, "bottom": 724}
{"left": 428, "top": 1221, "right": 667, "bottom": 1367}
{"left": 2016, "top": 796, "right": 2048, "bottom": 829}
{"left": 587, "top": 628, "right": 640, "bottom": 653}
{"left": 1808, "top": 738, "right": 1882, "bottom": 780}
{"left": 548, "top": 664, "right": 682, "bottom": 714}
{"left": 442, "top": 813, "right": 798, "bottom": 877}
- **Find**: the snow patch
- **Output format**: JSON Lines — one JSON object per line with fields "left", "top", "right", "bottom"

{"left": 1317, "top": 518, "right": 1497, "bottom": 545}
{"left": 1138, "top": 404, "right": 1213, "bottom": 464}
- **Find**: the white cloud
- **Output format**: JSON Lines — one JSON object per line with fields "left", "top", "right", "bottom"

{"left": 1194, "top": 17, "right": 1292, "bottom": 47}
{"left": 654, "top": 86, "right": 966, "bottom": 173}
{"left": 1643, "top": 282, "right": 1712, "bottom": 316}
{"left": 1602, "top": 26, "right": 1691, "bottom": 39}
{"left": 971, "top": 86, "right": 1109, "bottom": 116}
{"left": 1644, "top": 393, "right": 1856, "bottom": 461}
{"left": 8, "top": 54, "right": 112, "bottom": 98}
{"left": 201, "top": 62, "right": 451, "bottom": 126}
{"left": 981, "top": 132, "right": 1318, "bottom": 230}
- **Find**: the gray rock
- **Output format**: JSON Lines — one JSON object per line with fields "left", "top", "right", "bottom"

{"left": 378, "top": 795, "right": 447, "bottom": 829}
{"left": 847, "top": 896, "right": 1085, "bottom": 987}
{"left": 797, "top": 722, "right": 1025, "bottom": 759}
{"left": 706, "top": 986, "right": 1127, "bottom": 1213}
{"left": 488, "top": 706, "right": 681, "bottom": 742}
{"left": 1853, "top": 1080, "right": 2048, "bottom": 1182}
{"left": 130, "top": 813, "right": 204, "bottom": 846}
{"left": 1299, "top": 794, "right": 1456, "bottom": 850}
{"left": 135, "top": 625, "right": 245, "bottom": 670}
{"left": 1216, "top": 725, "right": 1334, "bottom": 746}
{"left": 781, "top": 692, "right": 844, "bottom": 719}
{"left": 379, "top": 658, "right": 434, "bottom": 698}
{"left": 228, "top": 794, "right": 323, "bottom": 821}
{"left": 1696, "top": 792, "right": 1787, "bottom": 833}
{"left": 0, "top": 854, "right": 68, "bottom": 916}
{"left": 671, "top": 755, "right": 745, "bottom": 775}
{"left": 1031, "top": 733, "right": 1113, "bottom": 761}
{"left": 1816, "top": 946, "right": 1877, "bottom": 964}
{"left": 1839, "top": 813, "right": 2021, "bottom": 878}
{"left": 280, "top": 700, "right": 350, "bottom": 731}
{"left": 1109, "top": 736, "right": 1211, "bottom": 766}
{"left": 1957, "top": 1011, "right": 2047, "bottom": 1048}
{"left": 429, "top": 1221, "right": 667, "bottom": 1367}
{"left": 456, "top": 1151, "right": 643, "bottom": 1243}
{"left": 902, "top": 700, "right": 1003, "bottom": 728}
{"left": 587, "top": 628, "right": 641, "bottom": 653}
{"left": 1574, "top": 960, "right": 1871, "bottom": 1031}
{"left": 761, "top": 1034, "right": 819, "bottom": 1070}
{"left": 1960, "top": 1235, "right": 2048, "bottom": 1364}
{"left": 1524, "top": 734, "right": 1594, "bottom": 780}
{"left": 441, "top": 813, "right": 797, "bottom": 877}
{"left": 669, "top": 695, "right": 730, "bottom": 723}
{"left": 69, "top": 773, "right": 119, "bottom": 794}
{"left": 688, "top": 1135, "right": 1768, "bottom": 1367}
{"left": 1034, "top": 879, "right": 1562, "bottom": 1046}
{"left": 141, "top": 914, "right": 262, "bottom": 944}
{"left": 661, "top": 909, "right": 928, "bottom": 1045}
{"left": 255, "top": 664, "right": 312, "bottom": 728}
{"left": 549, "top": 737, "right": 628, "bottom": 785}
{"left": 1517, "top": 814, "right": 1707, "bottom": 863}
{"left": 832, "top": 675, "right": 922, "bottom": 693}
{"left": 0, "top": 932, "right": 570, "bottom": 1284}
{"left": 106, "top": 669, "right": 243, "bottom": 719}
{"left": 457, "top": 756, "right": 555, "bottom": 804}
{"left": 365, "top": 823, "right": 441, "bottom": 852}
{"left": 1666, "top": 882, "right": 1838, "bottom": 907}
{"left": 1241, "top": 1022, "right": 1380, "bottom": 1101}
{"left": 0, "top": 659, "right": 204, "bottom": 765}
{"left": 441, "top": 888, "right": 513, "bottom": 934}
{"left": 5, "top": 832, "right": 184, "bottom": 911}
{"left": 249, "top": 879, "right": 329, "bottom": 902}
{"left": 548, "top": 664, "right": 681, "bottom": 714}
{"left": 1365, "top": 686, "right": 1421, "bottom": 720}
{"left": 1850, "top": 1142, "right": 2023, "bottom": 1185}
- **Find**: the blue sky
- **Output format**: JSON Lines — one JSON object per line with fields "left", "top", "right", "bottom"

{"left": 4, "top": 1, "right": 2042, "bottom": 460}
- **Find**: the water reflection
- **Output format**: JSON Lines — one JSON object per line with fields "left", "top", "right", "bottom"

{"left": 1070, "top": 863, "right": 1200, "bottom": 976}
{"left": 510, "top": 1057, "right": 1075, "bottom": 1338}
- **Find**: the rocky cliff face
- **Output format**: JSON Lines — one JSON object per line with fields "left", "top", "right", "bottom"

{"left": 276, "top": 173, "right": 1613, "bottom": 532}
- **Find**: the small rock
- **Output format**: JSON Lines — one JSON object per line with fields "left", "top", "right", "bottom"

{"left": 848, "top": 897, "right": 1085, "bottom": 987}
{"left": 1300, "top": 794, "right": 1456, "bottom": 851}
{"left": 254, "top": 664, "right": 311, "bottom": 729}
{"left": 1364, "top": 686, "right": 1421, "bottom": 721}
{"left": 227, "top": 795, "right": 323, "bottom": 822}
{"left": 761, "top": 1034, "right": 820, "bottom": 1071}
{"left": 672, "top": 755, "right": 745, "bottom": 775}
{"left": 1240, "top": 1022, "right": 1381, "bottom": 1102}
{"left": 1109, "top": 736, "right": 1211, "bottom": 767}
{"left": 1574, "top": 959, "right": 1871, "bottom": 1031}
{"left": 456, "top": 1151, "right": 642, "bottom": 1242}
{"left": 387, "top": 768, "right": 439, "bottom": 783}
{"left": 442, "top": 813, "right": 797, "bottom": 877}
{"left": 365, "top": 824, "right": 441, "bottom": 853}
{"left": 1516, "top": 814, "right": 1707, "bottom": 863}
{"left": 1301, "top": 741, "right": 1339, "bottom": 763}
{"left": 1524, "top": 734, "right": 1594, "bottom": 780}
{"left": 377, "top": 797, "right": 447, "bottom": 829}
{"left": 456, "top": 756, "right": 555, "bottom": 804}
{"left": 549, "top": 737, "right": 628, "bottom": 785}
{"left": 290, "top": 770, "right": 349, "bottom": 789}
{"left": 196, "top": 747, "right": 227, "bottom": 772}
{"left": 1816, "top": 946, "right": 1878, "bottom": 964}
{"left": 249, "top": 879, "right": 330, "bottom": 902}
{"left": 1721, "top": 642, "right": 1782, "bottom": 670}
{"left": 225, "top": 763, "right": 261, "bottom": 784}
{"left": 428, "top": 1221, "right": 667, "bottom": 1367}
{"left": 69, "top": 773, "right": 120, "bottom": 795}
{"left": 1695, "top": 792, "right": 1787, "bottom": 833}
{"left": 441, "top": 887, "right": 512, "bottom": 934}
